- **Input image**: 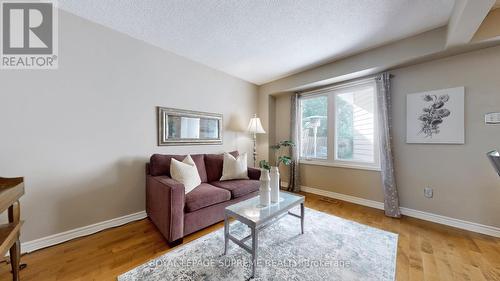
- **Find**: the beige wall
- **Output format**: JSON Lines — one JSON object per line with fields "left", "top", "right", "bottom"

{"left": 0, "top": 11, "right": 258, "bottom": 242}
{"left": 267, "top": 46, "right": 500, "bottom": 227}
{"left": 391, "top": 46, "right": 500, "bottom": 227}
{"left": 273, "top": 94, "right": 291, "bottom": 180}
{"left": 300, "top": 165, "right": 384, "bottom": 201}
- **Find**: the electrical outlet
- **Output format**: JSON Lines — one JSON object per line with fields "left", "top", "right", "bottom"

{"left": 424, "top": 187, "right": 433, "bottom": 198}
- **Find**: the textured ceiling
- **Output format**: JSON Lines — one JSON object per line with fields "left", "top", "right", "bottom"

{"left": 58, "top": 0, "right": 455, "bottom": 85}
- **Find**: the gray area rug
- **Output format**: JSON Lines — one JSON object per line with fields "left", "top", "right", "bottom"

{"left": 118, "top": 208, "right": 398, "bottom": 281}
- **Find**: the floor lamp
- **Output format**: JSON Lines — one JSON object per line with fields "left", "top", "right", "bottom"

{"left": 247, "top": 114, "right": 266, "bottom": 167}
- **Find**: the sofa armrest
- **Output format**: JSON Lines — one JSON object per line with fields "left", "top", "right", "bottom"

{"left": 247, "top": 167, "right": 261, "bottom": 180}
{"left": 146, "top": 175, "right": 185, "bottom": 243}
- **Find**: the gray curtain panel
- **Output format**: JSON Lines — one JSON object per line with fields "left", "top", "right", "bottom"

{"left": 288, "top": 92, "right": 301, "bottom": 192}
{"left": 376, "top": 73, "right": 401, "bottom": 218}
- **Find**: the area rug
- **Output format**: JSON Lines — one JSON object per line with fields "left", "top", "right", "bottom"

{"left": 118, "top": 208, "right": 398, "bottom": 281}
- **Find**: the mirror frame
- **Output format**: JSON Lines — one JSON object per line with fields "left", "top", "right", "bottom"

{"left": 157, "top": 107, "right": 223, "bottom": 146}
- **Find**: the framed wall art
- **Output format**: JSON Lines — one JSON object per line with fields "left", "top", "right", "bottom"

{"left": 406, "top": 87, "right": 464, "bottom": 144}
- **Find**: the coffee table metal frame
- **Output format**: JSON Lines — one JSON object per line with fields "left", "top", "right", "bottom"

{"left": 223, "top": 191, "right": 305, "bottom": 278}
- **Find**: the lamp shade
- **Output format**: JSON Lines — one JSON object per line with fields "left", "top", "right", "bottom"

{"left": 487, "top": 150, "right": 500, "bottom": 176}
{"left": 247, "top": 115, "right": 266, "bottom": 134}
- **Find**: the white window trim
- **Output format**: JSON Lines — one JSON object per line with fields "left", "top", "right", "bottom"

{"left": 299, "top": 80, "right": 381, "bottom": 171}
{"left": 299, "top": 159, "right": 381, "bottom": 171}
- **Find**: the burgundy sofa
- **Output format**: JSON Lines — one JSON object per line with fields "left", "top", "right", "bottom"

{"left": 146, "top": 151, "right": 260, "bottom": 245}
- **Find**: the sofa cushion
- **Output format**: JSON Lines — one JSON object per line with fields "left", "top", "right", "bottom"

{"left": 210, "top": 179, "right": 260, "bottom": 199}
{"left": 150, "top": 154, "right": 207, "bottom": 182}
{"left": 170, "top": 155, "right": 202, "bottom": 194}
{"left": 185, "top": 183, "right": 231, "bottom": 212}
{"left": 220, "top": 152, "right": 249, "bottom": 181}
{"left": 204, "top": 151, "right": 238, "bottom": 182}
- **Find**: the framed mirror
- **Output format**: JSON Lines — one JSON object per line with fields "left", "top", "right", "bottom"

{"left": 157, "top": 107, "right": 223, "bottom": 146}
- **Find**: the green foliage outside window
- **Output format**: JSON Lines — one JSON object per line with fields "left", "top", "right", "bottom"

{"left": 336, "top": 96, "right": 354, "bottom": 159}
{"left": 301, "top": 96, "right": 327, "bottom": 137}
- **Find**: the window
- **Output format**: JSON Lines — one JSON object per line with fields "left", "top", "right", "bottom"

{"left": 300, "top": 96, "right": 328, "bottom": 159}
{"left": 299, "top": 80, "right": 380, "bottom": 170}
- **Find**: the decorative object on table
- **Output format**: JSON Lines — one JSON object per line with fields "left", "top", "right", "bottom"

{"left": 259, "top": 168, "right": 270, "bottom": 206}
{"left": 220, "top": 152, "right": 249, "bottom": 181}
{"left": 157, "top": 107, "right": 223, "bottom": 146}
{"left": 0, "top": 177, "right": 26, "bottom": 281}
{"left": 487, "top": 150, "right": 500, "bottom": 176}
{"left": 118, "top": 208, "right": 398, "bottom": 281}
{"left": 259, "top": 140, "right": 295, "bottom": 192}
{"left": 406, "top": 87, "right": 465, "bottom": 144}
{"left": 247, "top": 114, "right": 266, "bottom": 167}
{"left": 269, "top": 167, "right": 280, "bottom": 203}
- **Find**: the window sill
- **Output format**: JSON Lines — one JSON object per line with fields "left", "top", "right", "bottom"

{"left": 299, "top": 159, "right": 381, "bottom": 172}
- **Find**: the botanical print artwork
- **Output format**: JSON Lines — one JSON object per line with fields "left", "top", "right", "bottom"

{"left": 407, "top": 87, "right": 464, "bottom": 144}
{"left": 418, "top": 94, "right": 451, "bottom": 138}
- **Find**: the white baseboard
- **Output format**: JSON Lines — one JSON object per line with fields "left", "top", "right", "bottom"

{"left": 398, "top": 208, "right": 500, "bottom": 238}
{"left": 21, "top": 211, "right": 147, "bottom": 254}
{"left": 300, "top": 186, "right": 385, "bottom": 210}
{"left": 300, "top": 185, "right": 500, "bottom": 238}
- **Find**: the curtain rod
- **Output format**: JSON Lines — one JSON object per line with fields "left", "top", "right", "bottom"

{"left": 297, "top": 73, "right": 394, "bottom": 96}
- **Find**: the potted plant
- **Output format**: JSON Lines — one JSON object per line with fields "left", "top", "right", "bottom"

{"left": 259, "top": 140, "right": 295, "bottom": 170}
{"left": 259, "top": 140, "right": 295, "bottom": 201}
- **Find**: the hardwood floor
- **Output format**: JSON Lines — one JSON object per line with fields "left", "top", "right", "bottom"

{"left": 1, "top": 192, "right": 499, "bottom": 281}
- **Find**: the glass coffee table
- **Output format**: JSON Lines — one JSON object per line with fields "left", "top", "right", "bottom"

{"left": 223, "top": 191, "right": 305, "bottom": 278}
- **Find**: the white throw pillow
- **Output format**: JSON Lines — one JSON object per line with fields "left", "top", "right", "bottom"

{"left": 220, "top": 152, "right": 249, "bottom": 181}
{"left": 170, "top": 155, "right": 201, "bottom": 194}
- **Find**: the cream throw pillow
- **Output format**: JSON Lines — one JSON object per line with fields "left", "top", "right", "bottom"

{"left": 170, "top": 155, "right": 201, "bottom": 194}
{"left": 220, "top": 152, "right": 249, "bottom": 181}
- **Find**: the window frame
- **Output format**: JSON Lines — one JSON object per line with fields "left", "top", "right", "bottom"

{"left": 298, "top": 79, "right": 381, "bottom": 171}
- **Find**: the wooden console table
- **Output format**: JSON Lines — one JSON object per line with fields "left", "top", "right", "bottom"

{"left": 0, "top": 177, "right": 25, "bottom": 281}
